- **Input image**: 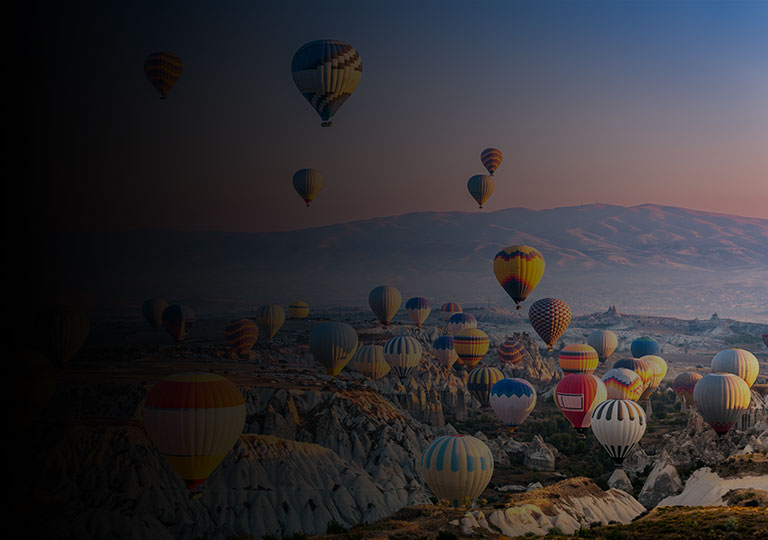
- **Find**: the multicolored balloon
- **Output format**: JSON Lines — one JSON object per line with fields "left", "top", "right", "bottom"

{"left": 36, "top": 304, "right": 90, "bottom": 365}
{"left": 694, "top": 373, "right": 751, "bottom": 436}
{"left": 447, "top": 313, "right": 477, "bottom": 335}
{"left": 711, "top": 348, "right": 759, "bottom": 388}
{"left": 587, "top": 330, "right": 618, "bottom": 363}
{"left": 493, "top": 245, "right": 545, "bottom": 310}
{"left": 602, "top": 368, "right": 643, "bottom": 401}
{"left": 590, "top": 399, "right": 647, "bottom": 466}
{"left": 292, "top": 169, "right": 324, "bottom": 207}
{"left": 224, "top": 319, "right": 259, "bottom": 355}
{"left": 612, "top": 357, "right": 654, "bottom": 396}
{"left": 142, "top": 297, "right": 169, "bottom": 330}
{"left": 467, "top": 174, "right": 494, "bottom": 208}
{"left": 433, "top": 336, "right": 458, "bottom": 369}
{"left": 383, "top": 336, "right": 422, "bottom": 380}
{"left": 630, "top": 337, "right": 660, "bottom": 358}
{"left": 369, "top": 285, "right": 402, "bottom": 326}
{"left": 555, "top": 373, "right": 607, "bottom": 434}
{"left": 162, "top": 304, "right": 194, "bottom": 343}
{"left": 255, "top": 304, "right": 286, "bottom": 341}
{"left": 529, "top": 298, "right": 571, "bottom": 351}
{"left": 639, "top": 355, "right": 667, "bottom": 401}
{"left": 480, "top": 148, "right": 502, "bottom": 175}
{"left": 420, "top": 434, "right": 493, "bottom": 506}
{"left": 558, "top": 344, "right": 599, "bottom": 374}
{"left": 287, "top": 301, "right": 310, "bottom": 319}
{"left": 144, "top": 52, "right": 182, "bottom": 99}
{"left": 309, "top": 321, "right": 359, "bottom": 377}
{"left": 440, "top": 302, "right": 462, "bottom": 321}
{"left": 350, "top": 344, "right": 390, "bottom": 380}
{"left": 467, "top": 366, "right": 504, "bottom": 408}
{"left": 489, "top": 378, "right": 537, "bottom": 431}
{"left": 405, "top": 297, "right": 431, "bottom": 327}
{"left": 143, "top": 372, "right": 245, "bottom": 491}
{"left": 453, "top": 328, "right": 490, "bottom": 370}
{"left": 291, "top": 39, "right": 362, "bottom": 127}
{"left": 497, "top": 340, "right": 527, "bottom": 366}
{"left": 672, "top": 372, "right": 702, "bottom": 407}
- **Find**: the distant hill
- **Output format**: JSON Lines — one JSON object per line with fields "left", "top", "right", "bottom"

{"left": 44, "top": 204, "right": 768, "bottom": 320}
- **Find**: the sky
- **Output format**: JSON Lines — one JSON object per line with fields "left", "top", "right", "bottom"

{"left": 21, "top": 0, "right": 768, "bottom": 233}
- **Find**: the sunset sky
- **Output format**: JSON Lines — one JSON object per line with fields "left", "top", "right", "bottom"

{"left": 25, "top": 0, "right": 768, "bottom": 232}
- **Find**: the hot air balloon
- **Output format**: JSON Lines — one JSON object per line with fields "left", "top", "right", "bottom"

{"left": 555, "top": 373, "right": 607, "bottom": 435}
{"left": 144, "top": 52, "right": 182, "bottom": 99}
{"left": 480, "top": 148, "right": 502, "bottom": 175}
{"left": 447, "top": 313, "right": 477, "bottom": 335}
{"left": 711, "top": 348, "right": 759, "bottom": 388}
{"left": 291, "top": 39, "right": 362, "bottom": 127}
{"left": 630, "top": 337, "right": 660, "bottom": 358}
{"left": 489, "top": 378, "right": 536, "bottom": 431}
{"left": 467, "top": 366, "right": 504, "bottom": 409}
{"left": 694, "top": 373, "right": 751, "bottom": 436}
{"left": 142, "top": 297, "right": 169, "bottom": 330}
{"left": 433, "top": 336, "right": 458, "bottom": 369}
{"left": 162, "top": 304, "right": 195, "bottom": 343}
{"left": 529, "top": 298, "right": 571, "bottom": 351}
{"left": 590, "top": 399, "right": 647, "bottom": 466}
{"left": 602, "top": 368, "right": 643, "bottom": 401}
{"left": 287, "top": 301, "right": 310, "bottom": 319}
{"left": 405, "top": 297, "right": 431, "bottom": 327}
{"left": 368, "top": 285, "right": 401, "bottom": 326}
{"left": 36, "top": 304, "right": 90, "bottom": 365}
{"left": 587, "top": 330, "right": 618, "bottom": 363}
{"left": 493, "top": 245, "right": 545, "bottom": 310}
{"left": 467, "top": 174, "right": 494, "bottom": 208}
{"left": 350, "top": 344, "right": 390, "bottom": 380}
{"left": 309, "top": 321, "right": 359, "bottom": 377}
{"left": 558, "top": 344, "right": 599, "bottom": 374}
{"left": 224, "top": 319, "right": 259, "bottom": 355}
{"left": 453, "top": 328, "right": 490, "bottom": 370}
{"left": 440, "top": 302, "right": 462, "bottom": 321}
{"left": 420, "top": 434, "right": 493, "bottom": 506}
{"left": 672, "top": 372, "right": 702, "bottom": 407}
{"left": 292, "top": 169, "right": 324, "bottom": 207}
{"left": 612, "top": 357, "right": 654, "bottom": 396}
{"left": 638, "top": 355, "right": 667, "bottom": 401}
{"left": 383, "top": 336, "right": 422, "bottom": 381}
{"left": 143, "top": 372, "right": 245, "bottom": 491}
{"left": 255, "top": 304, "right": 286, "bottom": 341}
{"left": 497, "top": 340, "right": 527, "bottom": 366}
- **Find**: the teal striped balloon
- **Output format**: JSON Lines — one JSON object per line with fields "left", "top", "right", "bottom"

{"left": 420, "top": 434, "right": 494, "bottom": 506}
{"left": 467, "top": 366, "right": 504, "bottom": 408}
{"left": 309, "top": 322, "right": 359, "bottom": 377}
{"left": 383, "top": 335, "right": 422, "bottom": 380}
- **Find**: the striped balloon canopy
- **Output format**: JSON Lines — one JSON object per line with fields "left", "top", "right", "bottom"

{"left": 432, "top": 336, "right": 458, "bottom": 369}
{"left": 224, "top": 319, "right": 259, "bottom": 355}
{"left": 694, "top": 373, "right": 751, "bottom": 436}
{"left": 467, "top": 174, "right": 494, "bottom": 208}
{"left": 497, "top": 340, "right": 527, "bottom": 366}
{"left": 350, "top": 344, "right": 391, "bottom": 380}
{"left": 405, "top": 297, "right": 431, "bottom": 327}
{"left": 493, "top": 245, "right": 545, "bottom": 310}
{"left": 369, "top": 285, "right": 402, "bottom": 326}
{"left": 590, "top": 399, "right": 647, "bottom": 466}
{"left": 555, "top": 373, "right": 607, "bottom": 434}
{"left": 143, "top": 372, "right": 245, "bottom": 491}
{"left": 162, "top": 304, "right": 194, "bottom": 343}
{"left": 420, "top": 434, "right": 493, "bottom": 506}
{"left": 447, "top": 313, "right": 477, "bottom": 335}
{"left": 467, "top": 366, "right": 504, "bottom": 409}
{"left": 612, "top": 357, "right": 654, "bottom": 397}
{"left": 144, "top": 52, "right": 182, "bottom": 98}
{"left": 309, "top": 321, "right": 359, "bottom": 377}
{"left": 630, "top": 337, "right": 660, "bottom": 358}
{"left": 602, "top": 368, "right": 643, "bottom": 401}
{"left": 255, "top": 304, "right": 286, "bottom": 341}
{"left": 558, "top": 344, "right": 599, "bottom": 374}
{"left": 292, "top": 169, "right": 324, "bottom": 207}
{"left": 439, "top": 302, "right": 462, "bottom": 321}
{"left": 587, "top": 330, "right": 618, "bottom": 363}
{"left": 480, "top": 147, "right": 503, "bottom": 175}
{"left": 529, "top": 298, "right": 571, "bottom": 351}
{"left": 638, "top": 355, "right": 667, "bottom": 400}
{"left": 711, "top": 348, "right": 759, "bottom": 388}
{"left": 291, "top": 39, "right": 362, "bottom": 126}
{"left": 489, "top": 378, "right": 537, "bottom": 431}
{"left": 453, "top": 328, "right": 490, "bottom": 370}
{"left": 142, "top": 297, "right": 169, "bottom": 330}
{"left": 672, "top": 372, "right": 702, "bottom": 406}
{"left": 287, "top": 301, "right": 310, "bottom": 319}
{"left": 383, "top": 336, "right": 423, "bottom": 380}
